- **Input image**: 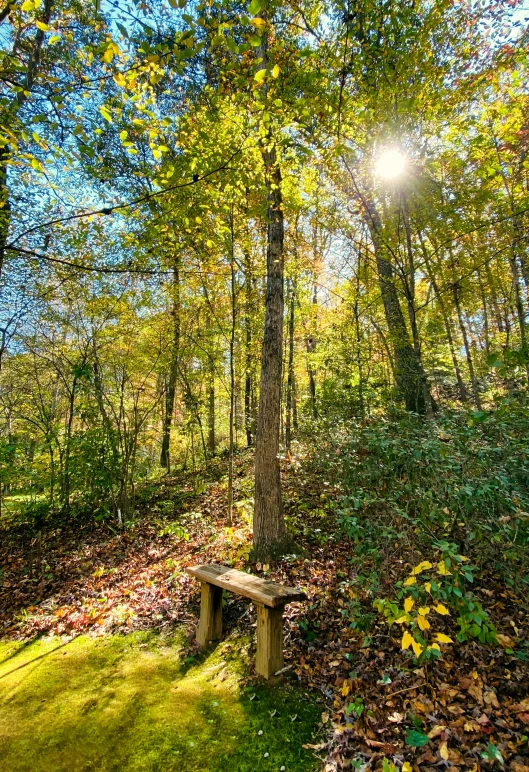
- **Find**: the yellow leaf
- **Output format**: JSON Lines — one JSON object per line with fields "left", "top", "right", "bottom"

{"left": 404, "top": 597, "right": 414, "bottom": 613}
{"left": 35, "top": 20, "right": 49, "bottom": 30}
{"left": 417, "top": 615, "right": 430, "bottom": 631}
{"left": 403, "top": 576, "right": 416, "bottom": 586}
{"left": 428, "top": 643, "right": 441, "bottom": 651}
{"left": 435, "top": 633, "right": 453, "bottom": 644}
{"left": 437, "top": 561, "right": 452, "bottom": 576}
{"left": 435, "top": 603, "right": 450, "bottom": 616}
{"left": 457, "top": 554, "right": 469, "bottom": 561}
{"left": 271, "top": 64, "right": 280, "bottom": 78}
{"left": 342, "top": 681, "right": 350, "bottom": 697}
{"left": 411, "top": 639, "right": 423, "bottom": 657}
{"left": 250, "top": 17, "right": 266, "bottom": 30}
{"left": 102, "top": 46, "right": 114, "bottom": 64}
{"left": 440, "top": 742, "right": 449, "bottom": 760}
{"left": 424, "top": 582, "right": 431, "bottom": 593}
{"left": 402, "top": 631, "right": 413, "bottom": 650}
{"left": 113, "top": 72, "right": 127, "bottom": 88}
{"left": 21, "top": 0, "right": 35, "bottom": 10}
{"left": 411, "top": 560, "right": 433, "bottom": 575}
{"left": 402, "top": 764, "right": 413, "bottom": 772}
{"left": 418, "top": 606, "right": 430, "bottom": 616}
{"left": 394, "top": 616, "right": 408, "bottom": 624}
{"left": 254, "top": 68, "right": 267, "bottom": 83}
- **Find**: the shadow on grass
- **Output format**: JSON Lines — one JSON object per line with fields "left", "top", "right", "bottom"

{"left": 0, "top": 630, "right": 321, "bottom": 772}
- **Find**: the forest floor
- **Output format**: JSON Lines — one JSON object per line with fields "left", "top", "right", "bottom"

{"left": 1, "top": 447, "right": 529, "bottom": 771}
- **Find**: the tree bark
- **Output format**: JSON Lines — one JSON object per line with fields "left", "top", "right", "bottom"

{"left": 228, "top": 213, "right": 236, "bottom": 527}
{"left": 401, "top": 196, "right": 436, "bottom": 414}
{"left": 417, "top": 231, "right": 468, "bottom": 402}
{"left": 207, "top": 364, "right": 215, "bottom": 456}
{"left": 285, "top": 278, "right": 296, "bottom": 452}
{"left": 452, "top": 278, "right": 482, "bottom": 409}
{"left": 253, "top": 152, "right": 288, "bottom": 559}
{"left": 253, "top": 9, "right": 289, "bottom": 560}
{"left": 364, "top": 195, "right": 431, "bottom": 413}
{"left": 160, "top": 257, "right": 181, "bottom": 472}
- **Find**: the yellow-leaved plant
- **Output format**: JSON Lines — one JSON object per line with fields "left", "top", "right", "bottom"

{"left": 373, "top": 542, "right": 497, "bottom": 661}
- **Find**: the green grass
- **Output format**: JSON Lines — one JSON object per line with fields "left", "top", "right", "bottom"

{"left": 0, "top": 631, "right": 321, "bottom": 772}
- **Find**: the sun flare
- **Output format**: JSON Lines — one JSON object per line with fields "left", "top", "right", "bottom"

{"left": 375, "top": 148, "right": 406, "bottom": 180}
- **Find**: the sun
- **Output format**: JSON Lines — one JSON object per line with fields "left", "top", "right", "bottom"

{"left": 374, "top": 148, "right": 406, "bottom": 180}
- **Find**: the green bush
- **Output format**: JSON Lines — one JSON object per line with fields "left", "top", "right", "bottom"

{"left": 312, "top": 399, "right": 529, "bottom": 570}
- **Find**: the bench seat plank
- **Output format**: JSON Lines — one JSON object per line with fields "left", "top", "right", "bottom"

{"left": 186, "top": 563, "right": 306, "bottom": 608}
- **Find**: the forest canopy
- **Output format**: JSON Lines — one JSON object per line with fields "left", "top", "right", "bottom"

{"left": 2, "top": 0, "right": 528, "bottom": 551}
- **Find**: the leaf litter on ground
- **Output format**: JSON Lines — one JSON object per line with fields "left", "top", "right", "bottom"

{"left": 1, "top": 448, "right": 528, "bottom": 771}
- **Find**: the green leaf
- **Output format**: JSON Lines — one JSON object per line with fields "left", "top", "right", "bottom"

{"left": 99, "top": 106, "right": 112, "bottom": 122}
{"left": 405, "top": 729, "right": 429, "bottom": 747}
{"left": 480, "top": 743, "right": 504, "bottom": 766}
{"left": 248, "top": 0, "right": 263, "bottom": 14}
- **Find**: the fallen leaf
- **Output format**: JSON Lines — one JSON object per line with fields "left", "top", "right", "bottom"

{"left": 468, "top": 681, "right": 484, "bottom": 705}
{"left": 428, "top": 725, "right": 446, "bottom": 739}
{"left": 484, "top": 690, "right": 500, "bottom": 709}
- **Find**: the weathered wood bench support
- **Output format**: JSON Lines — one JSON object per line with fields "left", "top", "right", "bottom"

{"left": 186, "top": 563, "right": 306, "bottom": 679}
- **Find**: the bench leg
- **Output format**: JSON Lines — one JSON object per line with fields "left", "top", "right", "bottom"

{"left": 255, "top": 605, "right": 284, "bottom": 679}
{"left": 196, "top": 582, "right": 223, "bottom": 649}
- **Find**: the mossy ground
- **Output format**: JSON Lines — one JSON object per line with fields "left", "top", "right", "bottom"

{"left": 0, "top": 630, "right": 321, "bottom": 772}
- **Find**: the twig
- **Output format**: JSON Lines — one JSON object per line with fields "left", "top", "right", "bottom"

{"left": 385, "top": 682, "right": 424, "bottom": 699}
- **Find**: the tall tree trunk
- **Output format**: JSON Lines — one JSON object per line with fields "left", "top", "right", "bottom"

{"left": 207, "top": 363, "right": 215, "bottom": 456}
{"left": 401, "top": 195, "right": 436, "bottom": 414}
{"left": 160, "top": 257, "right": 181, "bottom": 472}
{"left": 253, "top": 10, "right": 289, "bottom": 560}
{"left": 364, "top": 195, "right": 430, "bottom": 414}
{"left": 477, "top": 271, "right": 490, "bottom": 356}
{"left": 228, "top": 212, "right": 236, "bottom": 527}
{"left": 417, "top": 231, "right": 468, "bottom": 402}
{"left": 285, "top": 278, "right": 296, "bottom": 452}
{"left": 244, "top": 243, "right": 255, "bottom": 447}
{"left": 353, "top": 250, "right": 365, "bottom": 418}
{"left": 0, "top": 146, "right": 10, "bottom": 281}
{"left": 62, "top": 373, "right": 78, "bottom": 513}
{"left": 452, "top": 279, "right": 482, "bottom": 409}
{"left": 253, "top": 152, "right": 288, "bottom": 559}
{"left": 508, "top": 249, "right": 529, "bottom": 381}
{"left": 305, "top": 281, "right": 318, "bottom": 419}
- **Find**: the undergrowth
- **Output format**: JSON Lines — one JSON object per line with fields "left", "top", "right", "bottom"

{"left": 309, "top": 399, "right": 529, "bottom": 584}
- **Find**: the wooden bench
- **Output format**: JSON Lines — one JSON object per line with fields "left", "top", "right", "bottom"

{"left": 186, "top": 563, "right": 306, "bottom": 679}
